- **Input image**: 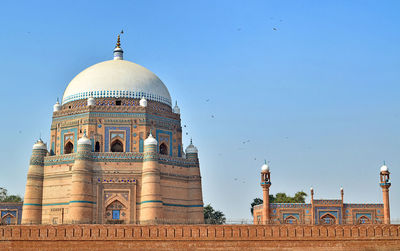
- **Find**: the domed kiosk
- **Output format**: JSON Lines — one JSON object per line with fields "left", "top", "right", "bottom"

{"left": 22, "top": 35, "right": 204, "bottom": 225}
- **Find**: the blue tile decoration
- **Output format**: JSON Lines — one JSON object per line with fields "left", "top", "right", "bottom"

{"left": 62, "top": 90, "right": 172, "bottom": 106}
{"left": 61, "top": 128, "right": 78, "bottom": 154}
{"left": 178, "top": 144, "right": 181, "bottom": 157}
{"left": 105, "top": 126, "right": 130, "bottom": 152}
{"left": 283, "top": 213, "right": 300, "bottom": 220}
{"left": 356, "top": 213, "right": 372, "bottom": 220}
{"left": 315, "top": 206, "right": 342, "bottom": 224}
{"left": 156, "top": 129, "right": 173, "bottom": 157}
{"left": 139, "top": 139, "right": 144, "bottom": 153}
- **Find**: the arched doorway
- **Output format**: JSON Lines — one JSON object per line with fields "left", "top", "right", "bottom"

{"left": 111, "top": 140, "right": 123, "bottom": 152}
{"left": 159, "top": 143, "right": 168, "bottom": 155}
{"left": 320, "top": 213, "right": 336, "bottom": 224}
{"left": 95, "top": 141, "right": 101, "bottom": 152}
{"left": 105, "top": 200, "right": 126, "bottom": 224}
{"left": 64, "top": 142, "right": 74, "bottom": 154}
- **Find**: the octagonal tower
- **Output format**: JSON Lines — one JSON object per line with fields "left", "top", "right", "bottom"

{"left": 22, "top": 36, "right": 204, "bottom": 225}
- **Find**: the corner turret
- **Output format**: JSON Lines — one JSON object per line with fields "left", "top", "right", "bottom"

{"left": 21, "top": 139, "right": 47, "bottom": 224}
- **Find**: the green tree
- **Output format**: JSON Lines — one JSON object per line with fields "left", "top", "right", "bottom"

{"left": 0, "top": 187, "right": 22, "bottom": 202}
{"left": 250, "top": 191, "right": 307, "bottom": 215}
{"left": 204, "top": 204, "right": 226, "bottom": 224}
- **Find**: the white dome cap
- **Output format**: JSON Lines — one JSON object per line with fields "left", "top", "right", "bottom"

{"left": 185, "top": 139, "right": 198, "bottom": 154}
{"left": 87, "top": 96, "right": 96, "bottom": 106}
{"left": 32, "top": 139, "right": 47, "bottom": 150}
{"left": 53, "top": 99, "right": 62, "bottom": 112}
{"left": 139, "top": 97, "right": 148, "bottom": 107}
{"left": 261, "top": 161, "right": 269, "bottom": 172}
{"left": 144, "top": 131, "right": 157, "bottom": 146}
{"left": 173, "top": 101, "right": 180, "bottom": 114}
{"left": 78, "top": 132, "right": 91, "bottom": 145}
{"left": 62, "top": 59, "right": 172, "bottom": 107}
{"left": 380, "top": 163, "right": 389, "bottom": 172}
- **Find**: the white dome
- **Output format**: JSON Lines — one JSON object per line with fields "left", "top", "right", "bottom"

{"left": 139, "top": 97, "right": 148, "bottom": 107}
{"left": 261, "top": 163, "right": 269, "bottom": 172}
{"left": 62, "top": 60, "right": 172, "bottom": 106}
{"left": 53, "top": 101, "right": 62, "bottom": 112}
{"left": 78, "top": 134, "right": 91, "bottom": 145}
{"left": 380, "top": 164, "right": 389, "bottom": 172}
{"left": 144, "top": 132, "right": 157, "bottom": 146}
{"left": 186, "top": 140, "right": 198, "bottom": 154}
{"left": 87, "top": 97, "right": 96, "bottom": 106}
{"left": 33, "top": 139, "right": 47, "bottom": 150}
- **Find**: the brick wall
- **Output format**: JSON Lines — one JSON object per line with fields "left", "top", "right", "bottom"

{"left": 1, "top": 224, "right": 400, "bottom": 250}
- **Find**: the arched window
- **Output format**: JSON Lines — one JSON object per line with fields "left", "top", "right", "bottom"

{"left": 159, "top": 143, "right": 168, "bottom": 155}
{"left": 320, "top": 213, "right": 336, "bottom": 224}
{"left": 358, "top": 216, "right": 370, "bottom": 224}
{"left": 95, "top": 141, "right": 100, "bottom": 152}
{"left": 111, "top": 140, "right": 123, "bottom": 152}
{"left": 64, "top": 142, "right": 74, "bottom": 154}
{"left": 284, "top": 215, "right": 298, "bottom": 224}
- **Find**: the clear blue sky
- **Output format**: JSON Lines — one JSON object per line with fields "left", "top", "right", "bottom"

{"left": 0, "top": 0, "right": 399, "bottom": 222}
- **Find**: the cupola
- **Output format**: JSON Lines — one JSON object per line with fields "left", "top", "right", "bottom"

{"left": 32, "top": 139, "right": 47, "bottom": 150}
{"left": 144, "top": 131, "right": 158, "bottom": 146}
{"left": 173, "top": 101, "right": 180, "bottom": 114}
{"left": 53, "top": 99, "right": 62, "bottom": 112}
{"left": 78, "top": 132, "right": 91, "bottom": 145}
{"left": 185, "top": 139, "right": 198, "bottom": 154}
{"left": 140, "top": 97, "right": 148, "bottom": 107}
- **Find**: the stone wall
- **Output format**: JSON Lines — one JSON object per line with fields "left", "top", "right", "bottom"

{"left": 1, "top": 224, "right": 400, "bottom": 250}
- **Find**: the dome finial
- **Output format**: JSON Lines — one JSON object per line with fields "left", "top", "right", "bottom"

{"left": 116, "top": 30, "right": 123, "bottom": 48}
{"left": 113, "top": 30, "right": 124, "bottom": 60}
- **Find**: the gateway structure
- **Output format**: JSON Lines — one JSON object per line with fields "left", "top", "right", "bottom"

{"left": 21, "top": 36, "right": 204, "bottom": 225}
{"left": 253, "top": 162, "right": 391, "bottom": 225}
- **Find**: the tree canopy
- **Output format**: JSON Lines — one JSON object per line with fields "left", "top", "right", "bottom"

{"left": 204, "top": 204, "right": 226, "bottom": 224}
{"left": 0, "top": 187, "right": 22, "bottom": 202}
{"left": 250, "top": 191, "right": 307, "bottom": 216}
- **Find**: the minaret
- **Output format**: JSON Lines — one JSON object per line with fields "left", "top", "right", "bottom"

{"left": 379, "top": 162, "right": 391, "bottom": 224}
{"left": 260, "top": 161, "right": 271, "bottom": 224}
{"left": 310, "top": 187, "right": 314, "bottom": 224}
{"left": 185, "top": 139, "right": 204, "bottom": 223}
{"left": 68, "top": 133, "right": 94, "bottom": 224}
{"left": 140, "top": 131, "right": 163, "bottom": 224}
{"left": 21, "top": 139, "right": 47, "bottom": 224}
{"left": 340, "top": 187, "right": 344, "bottom": 202}
{"left": 113, "top": 31, "right": 124, "bottom": 60}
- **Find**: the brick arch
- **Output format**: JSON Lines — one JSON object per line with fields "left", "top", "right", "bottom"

{"left": 320, "top": 213, "right": 336, "bottom": 224}
{"left": 64, "top": 141, "right": 74, "bottom": 154}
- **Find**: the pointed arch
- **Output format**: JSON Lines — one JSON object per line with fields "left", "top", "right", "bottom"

{"left": 159, "top": 143, "right": 168, "bottom": 155}
{"left": 284, "top": 215, "right": 298, "bottom": 224}
{"left": 95, "top": 141, "right": 101, "bottom": 152}
{"left": 320, "top": 213, "right": 336, "bottom": 224}
{"left": 64, "top": 141, "right": 74, "bottom": 154}
{"left": 358, "top": 215, "right": 370, "bottom": 224}
{"left": 111, "top": 139, "right": 123, "bottom": 152}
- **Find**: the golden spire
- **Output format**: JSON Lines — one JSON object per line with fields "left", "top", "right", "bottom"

{"left": 116, "top": 30, "right": 124, "bottom": 48}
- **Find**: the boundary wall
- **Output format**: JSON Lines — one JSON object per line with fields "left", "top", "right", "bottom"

{"left": 1, "top": 224, "right": 400, "bottom": 250}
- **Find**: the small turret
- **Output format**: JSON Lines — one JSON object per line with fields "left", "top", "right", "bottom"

{"left": 87, "top": 96, "right": 96, "bottom": 106}
{"left": 21, "top": 139, "right": 47, "bottom": 224}
{"left": 173, "top": 101, "right": 180, "bottom": 114}
{"left": 140, "top": 97, "right": 148, "bottom": 107}
{"left": 53, "top": 99, "right": 62, "bottom": 112}
{"left": 140, "top": 131, "right": 163, "bottom": 224}
{"left": 185, "top": 139, "right": 198, "bottom": 159}
{"left": 68, "top": 132, "right": 94, "bottom": 224}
